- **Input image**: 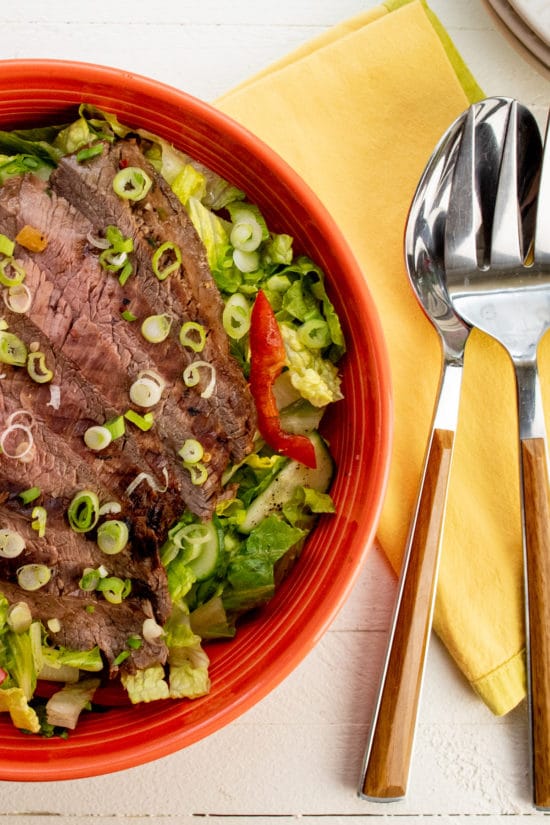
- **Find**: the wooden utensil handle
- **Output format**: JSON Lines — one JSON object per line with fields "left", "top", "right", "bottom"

{"left": 521, "top": 437, "right": 550, "bottom": 811}
{"left": 360, "top": 427, "right": 454, "bottom": 801}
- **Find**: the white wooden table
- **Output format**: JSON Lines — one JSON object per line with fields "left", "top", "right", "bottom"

{"left": 1, "top": 1, "right": 548, "bottom": 822}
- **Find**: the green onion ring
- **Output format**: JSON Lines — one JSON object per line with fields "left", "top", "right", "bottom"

{"left": 97, "top": 520, "right": 129, "bottom": 555}
{"left": 0, "top": 331, "right": 27, "bottom": 366}
{"left": 0, "top": 257, "right": 26, "bottom": 288}
{"left": 0, "top": 529, "right": 25, "bottom": 559}
{"left": 179, "top": 321, "right": 206, "bottom": 352}
{"left": 68, "top": 490, "right": 100, "bottom": 533}
{"left": 17, "top": 563, "right": 51, "bottom": 591}
{"left": 152, "top": 241, "right": 182, "bottom": 281}
{"left": 112, "top": 167, "right": 152, "bottom": 201}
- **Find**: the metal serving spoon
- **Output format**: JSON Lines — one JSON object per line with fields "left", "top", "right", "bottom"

{"left": 359, "top": 97, "right": 540, "bottom": 802}
{"left": 359, "top": 110, "right": 468, "bottom": 802}
{"left": 443, "top": 97, "right": 550, "bottom": 810}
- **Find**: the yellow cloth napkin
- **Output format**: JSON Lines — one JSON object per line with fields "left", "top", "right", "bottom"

{"left": 216, "top": 0, "right": 527, "bottom": 716}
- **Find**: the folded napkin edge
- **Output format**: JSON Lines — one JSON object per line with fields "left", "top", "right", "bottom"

{"left": 384, "top": 0, "right": 484, "bottom": 104}
{"left": 469, "top": 647, "right": 526, "bottom": 716}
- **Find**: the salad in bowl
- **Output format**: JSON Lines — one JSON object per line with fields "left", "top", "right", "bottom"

{"left": 0, "top": 105, "right": 345, "bottom": 736}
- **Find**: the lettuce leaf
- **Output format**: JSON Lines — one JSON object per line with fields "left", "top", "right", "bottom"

{"left": 0, "top": 686, "right": 39, "bottom": 733}
{"left": 169, "top": 662, "right": 210, "bottom": 699}
{"left": 186, "top": 195, "right": 231, "bottom": 276}
{"left": 280, "top": 323, "right": 343, "bottom": 407}
{"left": 223, "top": 516, "right": 305, "bottom": 611}
{"left": 41, "top": 644, "right": 103, "bottom": 673}
{"left": 121, "top": 665, "right": 170, "bottom": 704}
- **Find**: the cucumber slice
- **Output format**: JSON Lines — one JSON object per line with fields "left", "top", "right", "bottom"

{"left": 240, "top": 431, "right": 333, "bottom": 534}
{"left": 185, "top": 520, "right": 220, "bottom": 581}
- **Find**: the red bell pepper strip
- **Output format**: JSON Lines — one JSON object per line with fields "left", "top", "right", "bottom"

{"left": 249, "top": 290, "right": 317, "bottom": 468}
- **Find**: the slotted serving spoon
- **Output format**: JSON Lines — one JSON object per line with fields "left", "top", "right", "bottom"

{"left": 443, "top": 97, "right": 550, "bottom": 810}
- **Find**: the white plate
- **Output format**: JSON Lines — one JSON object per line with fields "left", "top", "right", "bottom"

{"left": 509, "top": 0, "right": 550, "bottom": 46}
{"left": 483, "top": 0, "right": 550, "bottom": 76}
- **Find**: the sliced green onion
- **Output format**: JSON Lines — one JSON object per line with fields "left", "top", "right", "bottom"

{"left": 297, "top": 318, "right": 330, "bottom": 349}
{"left": 105, "top": 226, "right": 134, "bottom": 254}
{"left": 113, "top": 650, "right": 130, "bottom": 666}
{"left": 184, "top": 461, "right": 208, "bottom": 486}
{"left": 17, "top": 563, "right": 51, "bottom": 591}
{"left": 126, "top": 635, "right": 142, "bottom": 650}
{"left": 4, "top": 283, "right": 32, "bottom": 314}
{"left": 0, "top": 423, "right": 34, "bottom": 460}
{"left": 31, "top": 505, "right": 47, "bottom": 538}
{"left": 0, "top": 330, "right": 27, "bottom": 365}
{"left": 76, "top": 143, "right": 104, "bottom": 163}
{"left": 129, "top": 375, "right": 164, "bottom": 408}
{"left": 79, "top": 567, "right": 101, "bottom": 592}
{"left": 104, "top": 415, "right": 126, "bottom": 440}
{"left": 7, "top": 602, "right": 32, "bottom": 633}
{"left": 84, "top": 425, "right": 112, "bottom": 452}
{"left": 233, "top": 248, "right": 259, "bottom": 273}
{"left": 125, "top": 468, "right": 168, "bottom": 497}
{"left": 0, "top": 529, "right": 25, "bottom": 558}
{"left": 97, "top": 227, "right": 134, "bottom": 284}
{"left": 141, "top": 313, "right": 172, "bottom": 344}
{"left": 97, "top": 520, "right": 129, "bottom": 555}
{"left": 0, "top": 258, "right": 25, "bottom": 288}
{"left": 99, "top": 248, "right": 128, "bottom": 272}
{"left": 182, "top": 360, "right": 216, "bottom": 399}
{"left": 113, "top": 166, "right": 152, "bottom": 201}
{"left": 97, "top": 576, "right": 132, "bottom": 604}
{"left": 222, "top": 293, "right": 250, "bottom": 340}
{"left": 124, "top": 409, "right": 154, "bottom": 431}
{"left": 152, "top": 241, "right": 182, "bottom": 281}
{"left": 179, "top": 321, "right": 206, "bottom": 353}
{"left": 47, "top": 617, "right": 61, "bottom": 633}
{"left": 68, "top": 490, "right": 100, "bottom": 533}
{"left": 0, "top": 234, "right": 14, "bottom": 258}
{"left": 230, "top": 213, "right": 263, "bottom": 252}
{"left": 98, "top": 501, "right": 122, "bottom": 516}
{"left": 27, "top": 351, "right": 54, "bottom": 383}
{"left": 142, "top": 617, "right": 164, "bottom": 642}
{"left": 121, "top": 309, "right": 137, "bottom": 322}
{"left": 118, "top": 261, "right": 133, "bottom": 286}
{"left": 178, "top": 438, "right": 204, "bottom": 464}
{"left": 19, "top": 486, "right": 41, "bottom": 505}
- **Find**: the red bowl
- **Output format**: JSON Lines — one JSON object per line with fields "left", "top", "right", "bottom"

{"left": 0, "top": 59, "right": 392, "bottom": 780}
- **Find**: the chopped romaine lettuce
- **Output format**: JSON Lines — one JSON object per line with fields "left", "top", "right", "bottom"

{"left": 41, "top": 644, "right": 103, "bottom": 673}
{"left": 0, "top": 596, "right": 40, "bottom": 701}
{"left": 280, "top": 323, "right": 343, "bottom": 407}
{"left": 0, "top": 686, "right": 39, "bottom": 733}
{"left": 223, "top": 516, "right": 305, "bottom": 610}
{"left": 121, "top": 665, "right": 170, "bottom": 704}
{"left": 171, "top": 164, "right": 207, "bottom": 205}
{"left": 186, "top": 195, "right": 231, "bottom": 276}
{"left": 169, "top": 662, "right": 210, "bottom": 699}
{"left": 45, "top": 678, "right": 100, "bottom": 730}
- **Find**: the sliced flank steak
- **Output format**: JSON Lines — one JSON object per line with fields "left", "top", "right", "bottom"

{"left": 0, "top": 137, "right": 257, "bottom": 676}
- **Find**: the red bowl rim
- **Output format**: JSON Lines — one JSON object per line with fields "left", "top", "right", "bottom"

{"left": 0, "top": 58, "right": 393, "bottom": 780}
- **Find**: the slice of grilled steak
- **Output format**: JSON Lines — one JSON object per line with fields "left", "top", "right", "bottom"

{"left": 51, "top": 140, "right": 256, "bottom": 463}
{"left": 0, "top": 580, "right": 167, "bottom": 674}
{"left": 0, "top": 137, "right": 257, "bottom": 678}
